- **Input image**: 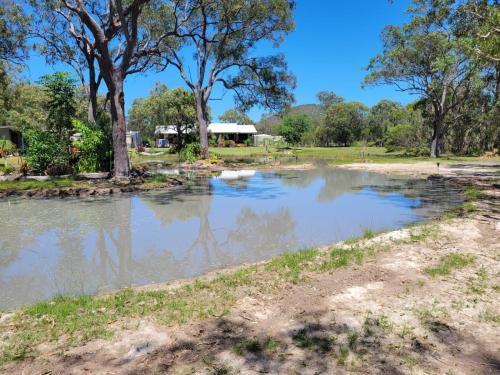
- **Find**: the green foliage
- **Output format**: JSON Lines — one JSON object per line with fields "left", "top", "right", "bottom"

{"left": 317, "top": 90, "right": 344, "bottom": 110}
{"left": 128, "top": 83, "right": 198, "bottom": 149}
{"left": 37, "top": 72, "right": 77, "bottom": 134}
{"left": 364, "top": 0, "right": 499, "bottom": 156}
{"left": 258, "top": 104, "right": 324, "bottom": 135}
{"left": 367, "top": 99, "right": 406, "bottom": 144}
{"left": 0, "top": 67, "right": 48, "bottom": 131}
{"left": 158, "top": 0, "right": 296, "bottom": 152}
{"left": 277, "top": 113, "right": 312, "bottom": 145}
{"left": 219, "top": 108, "right": 255, "bottom": 125}
{"left": 0, "top": 139, "right": 16, "bottom": 156}
{"left": 180, "top": 143, "right": 201, "bottom": 163}
{"left": 320, "top": 102, "right": 368, "bottom": 147}
{"left": 0, "top": 0, "right": 30, "bottom": 63}
{"left": 23, "top": 128, "right": 70, "bottom": 174}
{"left": 72, "top": 119, "right": 110, "bottom": 173}
{"left": 385, "top": 124, "right": 425, "bottom": 154}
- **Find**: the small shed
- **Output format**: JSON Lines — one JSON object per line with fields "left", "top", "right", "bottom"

{"left": 126, "top": 131, "right": 142, "bottom": 149}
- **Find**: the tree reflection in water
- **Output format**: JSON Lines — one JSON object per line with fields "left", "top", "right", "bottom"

{"left": 0, "top": 169, "right": 464, "bottom": 309}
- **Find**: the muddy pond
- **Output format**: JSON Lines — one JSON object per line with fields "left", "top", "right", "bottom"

{"left": 0, "top": 168, "right": 463, "bottom": 309}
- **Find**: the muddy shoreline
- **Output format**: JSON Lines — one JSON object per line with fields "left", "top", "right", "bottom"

{"left": 0, "top": 162, "right": 316, "bottom": 200}
{"left": 0, "top": 177, "right": 185, "bottom": 199}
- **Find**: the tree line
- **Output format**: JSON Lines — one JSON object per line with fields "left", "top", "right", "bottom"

{"left": 272, "top": 1, "right": 498, "bottom": 156}
{"left": 0, "top": 0, "right": 498, "bottom": 177}
{"left": 1, "top": 0, "right": 296, "bottom": 178}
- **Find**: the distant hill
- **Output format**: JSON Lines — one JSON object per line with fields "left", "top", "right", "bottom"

{"left": 257, "top": 104, "right": 324, "bottom": 134}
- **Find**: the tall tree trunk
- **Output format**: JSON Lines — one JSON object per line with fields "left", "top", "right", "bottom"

{"left": 87, "top": 59, "right": 99, "bottom": 124}
{"left": 195, "top": 92, "right": 209, "bottom": 159}
{"left": 430, "top": 117, "right": 442, "bottom": 158}
{"left": 109, "top": 76, "right": 130, "bottom": 178}
{"left": 87, "top": 77, "right": 98, "bottom": 124}
{"left": 431, "top": 85, "right": 448, "bottom": 158}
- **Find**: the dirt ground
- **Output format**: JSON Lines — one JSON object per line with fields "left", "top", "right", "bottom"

{"left": 2, "top": 163, "right": 499, "bottom": 375}
{"left": 339, "top": 161, "right": 500, "bottom": 180}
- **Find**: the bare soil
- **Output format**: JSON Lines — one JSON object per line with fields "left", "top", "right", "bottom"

{"left": 339, "top": 161, "right": 500, "bottom": 180}
{"left": 1, "top": 163, "right": 499, "bottom": 374}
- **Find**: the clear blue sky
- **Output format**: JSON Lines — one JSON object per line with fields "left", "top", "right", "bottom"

{"left": 23, "top": 0, "right": 414, "bottom": 122}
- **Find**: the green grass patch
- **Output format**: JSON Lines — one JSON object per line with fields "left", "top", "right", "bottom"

{"left": 292, "top": 327, "right": 335, "bottom": 352}
{"left": 0, "top": 266, "right": 258, "bottom": 365}
{"left": 408, "top": 224, "right": 439, "bottom": 242}
{"left": 265, "top": 248, "right": 320, "bottom": 283}
{"left": 335, "top": 345, "right": 350, "bottom": 365}
{"left": 233, "top": 337, "right": 282, "bottom": 357}
{"left": 425, "top": 254, "right": 475, "bottom": 277}
{"left": 464, "top": 187, "right": 483, "bottom": 201}
{"left": 362, "top": 228, "right": 378, "bottom": 240}
{"left": 0, "top": 178, "right": 76, "bottom": 191}
{"left": 144, "top": 174, "right": 170, "bottom": 185}
{"left": 315, "top": 247, "right": 368, "bottom": 272}
{"left": 479, "top": 308, "right": 500, "bottom": 324}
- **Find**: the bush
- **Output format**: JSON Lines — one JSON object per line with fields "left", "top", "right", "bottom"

{"left": 0, "top": 140, "right": 16, "bottom": 157}
{"left": 24, "top": 129, "right": 70, "bottom": 174}
{"left": 72, "top": 119, "right": 111, "bottom": 173}
{"left": 385, "top": 124, "right": 424, "bottom": 153}
{"left": 277, "top": 114, "right": 312, "bottom": 146}
{"left": 180, "top": 143, "right": 201, "bottom": 163}
{"left": 0, "top": 163, "right": 15, "bottom": 175}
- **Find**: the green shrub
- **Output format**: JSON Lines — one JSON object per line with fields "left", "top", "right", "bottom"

{"left": 24, "top": 129, "right": 70, "bottom": 174}
{"left": 0, "top": 139, "right": 16, "bottom": 156}
{"left": 385, "top": 124, "right": 425, "bottom": 153}
{"left": 180, "top": 143, "right": 201, "bottom": 163}
{"left": 0, "top": 163, "right": 15, "bottom": 175}
{"left": 72, "top": 119, "right": 109, "bottom": 173}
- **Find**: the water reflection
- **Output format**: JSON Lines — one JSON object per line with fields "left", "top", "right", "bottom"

{"left": 0, "top": 169, "right": 462, "bottom": 308}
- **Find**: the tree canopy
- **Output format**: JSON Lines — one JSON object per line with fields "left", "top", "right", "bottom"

{"left": 156, "top": 0, "right": 297, "bottom": 157}
{"left": 277, "top": 113, "right": 311, "bottom": 145}
{"left": 219, "top": 109, "right": 255, "bottom": 125}
{"left": 0, "top": 1, "right": 30, "bottom": 64}
{"left": 363, "top": 0, "right": 498, "bottom": 157}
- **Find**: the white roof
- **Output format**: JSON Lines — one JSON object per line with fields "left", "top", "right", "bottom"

{"left": 208, "top": 123, "right": 257, "bottom": 134}
{"left": 155, "top": 123, "right": 257, "bottom": 135}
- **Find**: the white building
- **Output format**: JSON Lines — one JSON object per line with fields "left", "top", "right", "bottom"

{"left": 154, "top": 123, "right": 258, "bottom": 147}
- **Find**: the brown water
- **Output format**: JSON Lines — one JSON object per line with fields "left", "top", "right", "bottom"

{"left": 0, "top": 168, "right": 463, "bottom": 309}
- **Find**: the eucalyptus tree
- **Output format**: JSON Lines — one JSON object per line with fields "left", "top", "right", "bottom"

{"left": 453, "top": 0, "right": 499, "bottom": 64}
{"left": 158, "top": 0, "right": 296, "bottom": 158}
{"left": 0, "top": 0, "right": 30, "bottom": 64}
{"left": 32, "top": 0, "right": 176, "bottom": 178}
{"left": 364, "top": 0, "right": 476, "bottom": 157}
{"left": 219, "top": 108, "right": 255, "bottom": 124}
{"left": 322, "top": 102, "right": 369, "bottom": 147}
{"left": 316, "top": 91, "right": 344, "bottom": 111}
{"left": 367, "top": 99, "right": 406, "bottom": 145}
